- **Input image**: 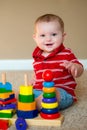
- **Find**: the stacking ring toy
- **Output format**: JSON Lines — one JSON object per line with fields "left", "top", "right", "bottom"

{"left": 41, "top": 102, "right": 58, "bottom": 109}
{"left": 42, "top": 97, "right": 57, "bottom": 103}
{"left": 40, "top": 112, "right": 60, "bottom": 119}
{"left": 15, "top": 118, "right": 28, "bottom": 130}
{"left": 43, "top": 87, "right": 56, "bottom": 93}
{"left": 41, "top": 108, "right": 59, "bottom": 114}
{"left": 43, "top": 81, "right": 54, "bottom": 88}
{"left": 43, "top": 92, "right": 56, "bottom": 98}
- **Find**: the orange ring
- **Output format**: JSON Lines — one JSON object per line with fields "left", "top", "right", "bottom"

{"left": 18, "top": 101, "right": 36, "bottom": 111}
{"left": 0, "top": 91, "right": 14, "bottom": 99}
{"left": 43, "top": 87, "right": 56, "bottom": 93}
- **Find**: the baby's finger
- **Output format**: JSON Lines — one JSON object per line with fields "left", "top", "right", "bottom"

{"left": 60, "top": 61, "right": 68, "bottom": 66}
{"left": 60, "top": 61, "right": 70, "bottom": 69}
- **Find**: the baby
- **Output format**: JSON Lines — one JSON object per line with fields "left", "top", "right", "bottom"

{"left": 32, "top": 14, "right": 84, "bottom": 110}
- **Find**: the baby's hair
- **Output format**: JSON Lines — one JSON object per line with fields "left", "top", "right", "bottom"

{"left": 34, "top": 14, "right": 64, "bottom": 33}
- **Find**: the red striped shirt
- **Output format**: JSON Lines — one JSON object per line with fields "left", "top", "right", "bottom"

{"left": 32, "top": 44, "right": 82, "bottom": 101}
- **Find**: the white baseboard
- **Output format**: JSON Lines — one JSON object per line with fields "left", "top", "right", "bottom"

{"left": 0, "top": 59, "right": 33, "bottom": 71}
{"left": 0, "top": 59, "right": 87, "bottom": 71}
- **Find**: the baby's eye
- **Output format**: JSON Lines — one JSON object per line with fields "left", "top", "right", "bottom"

{"left": 40, "top": 34, "right": 45, "bottom": 37}
{"left": 52, "top": 33, "right": 57, "bottom": 36}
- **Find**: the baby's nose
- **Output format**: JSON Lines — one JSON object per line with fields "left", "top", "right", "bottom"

{"left": 46, "top": 36, "right": 51, "bottom": 41}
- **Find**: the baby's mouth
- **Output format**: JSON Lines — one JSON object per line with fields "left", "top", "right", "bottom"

{"left": 45, "top": 43, "right": 53, "bottom": 47}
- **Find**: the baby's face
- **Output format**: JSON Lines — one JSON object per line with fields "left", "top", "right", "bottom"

{"left": 33, "top": 21, "right": 65, "bottom": 56}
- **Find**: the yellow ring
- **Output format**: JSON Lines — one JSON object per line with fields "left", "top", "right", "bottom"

{"left": 18, "top": 101, "right": 36, "bottom": 111}
{"left": 41, "top": 102, "right": 58, "bottom": 109}
{"left": 0, "top": 109, "right": 14, "bottom": 113}
{"left": 19, "top": 85, "right": 33, "bottom": 95}
{"left": 43, "top": 87, "right": 56, "bottom": 93}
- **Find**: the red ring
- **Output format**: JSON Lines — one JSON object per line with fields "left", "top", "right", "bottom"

{"left": 40, "top": 112, "right": 61, "bottom": 119}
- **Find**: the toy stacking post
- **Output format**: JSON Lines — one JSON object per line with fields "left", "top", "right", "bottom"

{"left": 0, "top": 73, "right": 16, "bottom": 118}
{"left": 2, "top": 73, "right": 6, "bottom": 85}
{"left": 17, "top": 74, "right": 38, "bottom": 119}
{"left": 40, "top": 70, "right": 61, "bottom": 119}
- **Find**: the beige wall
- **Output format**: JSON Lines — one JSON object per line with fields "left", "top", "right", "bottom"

{"left": 0, "top": 0, "right": 87, "bottom": 59}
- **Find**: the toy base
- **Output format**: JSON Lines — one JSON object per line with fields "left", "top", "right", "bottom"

{"left": 0, "top": 114, "right": 64, "bottom": 126}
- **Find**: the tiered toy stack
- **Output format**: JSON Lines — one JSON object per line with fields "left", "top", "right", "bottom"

{"left": 0, "top": 73, "right": 16, "bottom": 118}
{"left": 40, "top": 70, "right": 60, "bottom": 119}
{"left": 17, "top": 74, "right": 38, "bottom": 119}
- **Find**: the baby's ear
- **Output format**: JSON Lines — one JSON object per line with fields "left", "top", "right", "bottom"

{"left": 62, "top": 32, "right": 66, "bottom": 41}
{"left": 33, "top": 34, "right": 36, "bottom": 42}
{"left": 33, "top": 34, "right": 35, "bottom": 39}
{"left": 63, "top": 32, "right": 66, "bottom": 37}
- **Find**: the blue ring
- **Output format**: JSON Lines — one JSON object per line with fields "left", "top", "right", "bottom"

{"left": 43, "top": 81, "right": 54, "bottom": 87}
{"left": 0, "top": 103, "right": 16, "bottom": 110}
{"left": 17, "top": 109, "right": 38, "bottom": 119}
{"left": 1, "top": 82, "right": 12, "bottom": 91}
{"left": 42, "top": 97, "right": 57, "bottom": 103}
{"left": 15, "top": 118, "right": 27, "bottom": 130}
{"left": 41, "top": 108, "right": 59, "bottom": 114}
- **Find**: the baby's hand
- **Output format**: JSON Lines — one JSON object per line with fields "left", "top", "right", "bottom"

{"left": 29, "top": 78, "right": 35, "bottom": 85}
{"left": 60, "top": 61, "right": 83, "bottom": 77}
{"left": 29, "top": 72, "right": 36, "bottom": 85}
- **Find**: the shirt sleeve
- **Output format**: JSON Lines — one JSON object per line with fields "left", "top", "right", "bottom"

{"left": 67, "top": 49, "right": 83, "bottom": 67}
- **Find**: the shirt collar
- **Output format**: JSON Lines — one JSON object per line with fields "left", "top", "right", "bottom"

{"left": 32, "top": 43, "right": 65, "bottom": 60}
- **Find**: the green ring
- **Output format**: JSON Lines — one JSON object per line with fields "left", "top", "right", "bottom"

{"left": 0, "top": 113, "right": 13, "bottom": 118}
{"left": 18, "top": 94, "right": 35, "bottom": 103}
{"left": 0, "top": 88, "right": 12, "bottom": 93}
{"left": 43, "top": 92, "right": 56, "bottom": 98}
